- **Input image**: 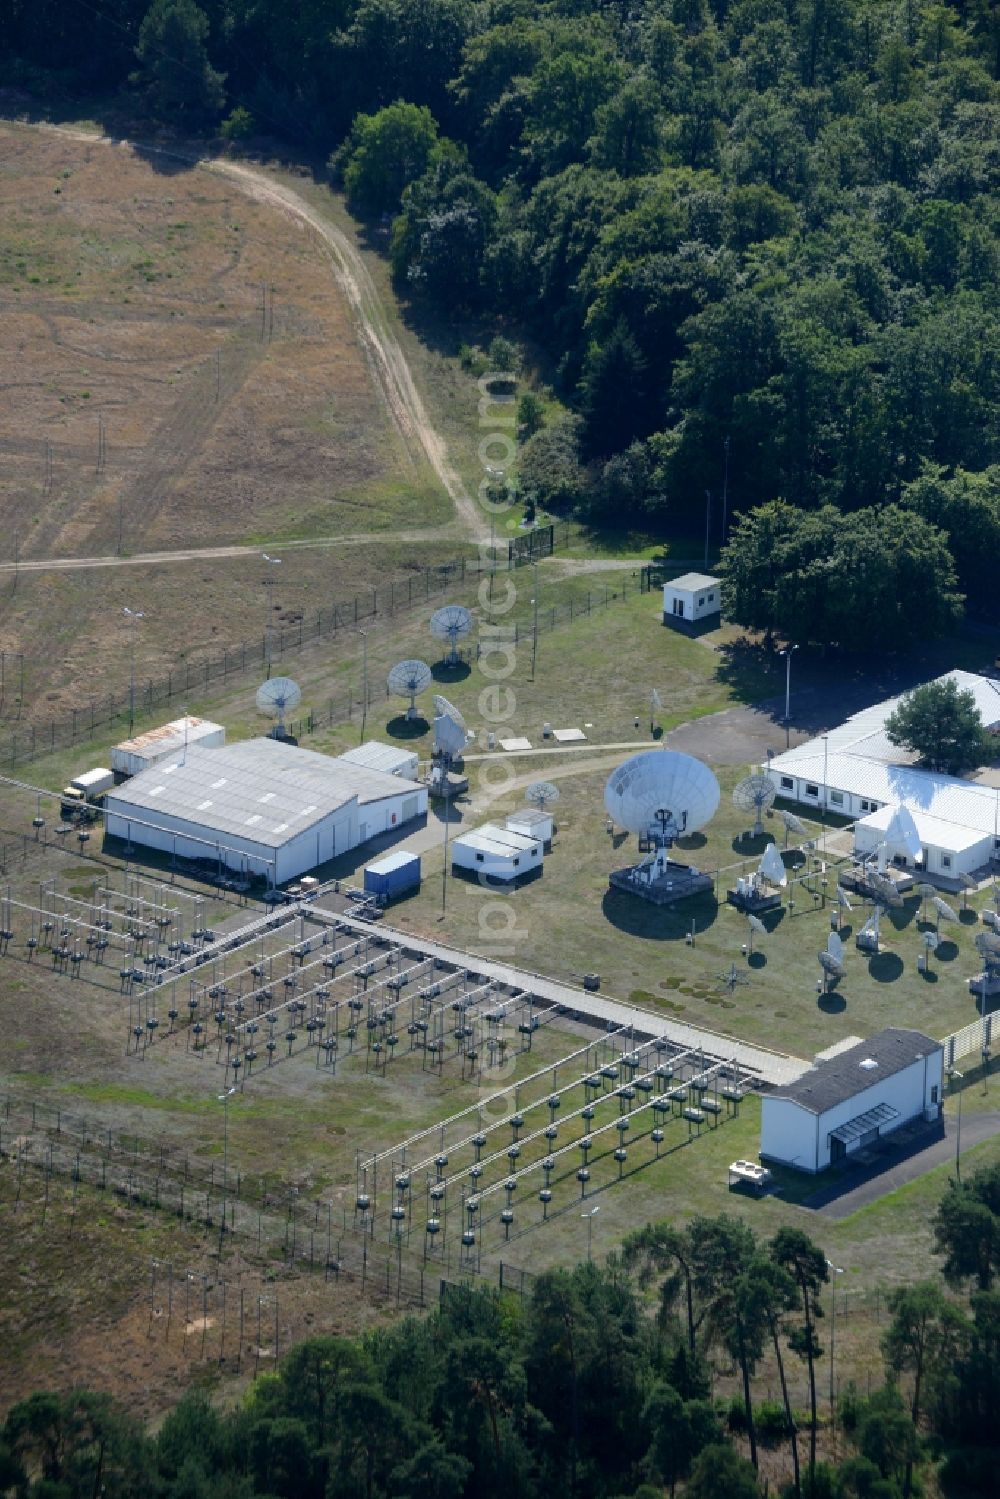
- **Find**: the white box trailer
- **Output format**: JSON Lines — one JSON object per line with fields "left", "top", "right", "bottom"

{"left": 451, "top": 823, "right": 543, "bottom": 882}
{"left": 61, "top": 766, "right": 114, "bottom": 818}
{"left": 111, "top": 717, "right": 225, "bottom": 778}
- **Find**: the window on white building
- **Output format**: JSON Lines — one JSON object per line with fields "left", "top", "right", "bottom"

{"left": 941, "top": 854, "right": 952, "bottom": 869}
{"left": 830, "top": 790, "right": 844, "bottom": 806}
{"left": 805, "top": 783, "right": 819, "bottom": 798}
{"left": 780, "top": 776, "right": 793, "bottom": 790}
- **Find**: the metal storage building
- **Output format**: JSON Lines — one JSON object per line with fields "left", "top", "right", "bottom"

{"left": 760, "top": 1028, "right": 943, "bottom": 1173}
{"left": 451, "top": 823, "right": 543, "bottom": 882}
{"left": 364, "top": 850, "right": 421, "bottom": 901}
{"left": 111, "top": 717, "right": 225, "bottom": 778}
{"left": 104, "top": 737, "right": 427, "bottom": 885}
{"left": 337, "top": 740, "right": 420, "bottom": 780}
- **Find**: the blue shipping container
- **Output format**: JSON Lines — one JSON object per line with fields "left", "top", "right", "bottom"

{"left": 364, "top": 850, "right": 421, "bottom": 900}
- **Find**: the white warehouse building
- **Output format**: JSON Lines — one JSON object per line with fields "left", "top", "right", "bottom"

{"left": 104, "top": 737, "right": 427, "bottom": 885}
{"left": 767, "top": 670, "right": 1000, "bottom": 879}
{"left": 760, "top": 1028, "right": 943, "bottom": 1174}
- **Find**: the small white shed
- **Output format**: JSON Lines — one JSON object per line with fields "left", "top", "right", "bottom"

{"left": 760, "top": 1028, "right": 943, "bottom": 1173}
{"left": 663, "top": 573, "right": 721, "bottom": 632}
{"left": 451, "top": 823, "right": 543, "bottom": 882}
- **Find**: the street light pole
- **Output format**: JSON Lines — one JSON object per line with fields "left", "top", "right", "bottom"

{"left": 826, "top": 1260, "right": 844, "bottom": 1432}
{"left": 780, "top": 645, "right": 799, "bottom": 749}
{"left": 359, "top": 629, "right": 368, "bottom": 744}
{"left": 531, "top": 560, "right": 539, "bottom": 681}
{"left": 704, "top": 490, "right": 712, "bottom": 567}
{"left": 948, "top": 1068, "right": 964, "bottom": 1181}
{"left": 123, "top": 607, "right": 145, "bottom": 736}
{"left": 262, "top": 553, "right": 281, "bottom": 676}
{"left": 581, "top": 1204, "right": 600, "bottom": 1264}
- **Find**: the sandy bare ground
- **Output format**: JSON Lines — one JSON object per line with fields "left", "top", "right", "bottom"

{"left": 32, "top": 123, "right": 486, "bottom": 544}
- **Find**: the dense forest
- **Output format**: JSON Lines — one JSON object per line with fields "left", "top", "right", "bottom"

{"left": 2, "top": 0, "right": 999, "bottom": 622}
{"left": 5, "top": 1175, "right": 1000, "bottom": 1498}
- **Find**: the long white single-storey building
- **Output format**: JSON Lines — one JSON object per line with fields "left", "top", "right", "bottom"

{"left": 760, "top": 1028, "right": 943, "bottom": 1173}
{"left": 662, "top": 573, "right": 721, "bottom": 632}
{"left": 767, "top": 670, "right": 1000, "bottom": 878}
{"left": 111, "top": 716, "right": 225, "bottom": 778}
{"left": 104, "top": 737, "right": 427, "bottom": 884}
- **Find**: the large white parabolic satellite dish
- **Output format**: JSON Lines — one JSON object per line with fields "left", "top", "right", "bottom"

{"left": 604, "top": 751, "right": 720, "bottom": 844}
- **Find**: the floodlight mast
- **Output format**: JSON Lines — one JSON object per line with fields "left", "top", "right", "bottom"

{"left": 262, "top": 554, "right": 281, "bottom": 677}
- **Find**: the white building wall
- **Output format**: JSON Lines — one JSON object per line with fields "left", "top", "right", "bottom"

{"left": 761, "top": 1050, "right": 943, "bottom": 1173}
{"left": 451, "top": 840, "right": 539, "bottom": 881}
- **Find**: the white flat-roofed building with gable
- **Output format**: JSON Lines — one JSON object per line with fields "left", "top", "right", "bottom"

{"left": 760, "top": 1028, "right": 943, "bottom": 1173}
{"left": 104, "top": 737, "right": 427, "bottom": 885}
{"left": 766, "top": 670, "right": 1000, "bottom": 879}
{"left": 662, "top": 573, "right": 721, "bottom": 633}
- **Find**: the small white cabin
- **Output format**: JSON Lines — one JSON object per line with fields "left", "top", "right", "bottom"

{"left": 336, "top": 740, "right": 419, "bottom": 780}
{"left": 663, "top": 573, "right": 721, "bottom": 633}
{"left": 451, "top": 823, "right": 543, "bottom": 882}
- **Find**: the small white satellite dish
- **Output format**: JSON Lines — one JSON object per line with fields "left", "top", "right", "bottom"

{"left": 818, "top": 929, "right": 846, "bottom": 980}
{"left": 758, "top": 843, "right": 787, "bottom": 888}
{"left": 923, "top": 931, "right": 940, "bottom": 953}
{"left": 603, "top": 751, "right": 720, "bottom": 845}
{"left": 433, "top": 693, "right": 466, "bottom": 732}
{"left": 828, "top": 931, "right": 844, "bottom": 965}
{"left": 430, "top": 605, "right": 473, "bottom": 666}
{"left": 836, "top": 886, "right": 853, "bottom": 911}
{"left": 748, "top": 912, "right": 767, "bottom": 936}
{"left": 255, "top": 676, "right": 302, "bottom": 733}
{"left": 933, "top": 896, "right": 958, "bottom": 924}
{"left": 387, "top": 659, "right": 433, "bottom": 720}
{"left": 526, "top": 781, "right": 560, "bottom": 812}
{"left": 779, "top": 808, "right": 807, "bottom": 846}
{"left": 882, "top": 805, "right": 923, "bottom": 863}
{"left": 734, "top": 773, "right": 777, "bottom": 836}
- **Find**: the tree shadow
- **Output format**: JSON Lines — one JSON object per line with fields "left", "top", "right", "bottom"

{"left": 868, "top": 952, "right": 904, "bottom": 983}
{"left": 385, "top": 715, "right": 430, "bottom": 739}
{"left": 888, "top": 901, "right": 918, "bottom": 931}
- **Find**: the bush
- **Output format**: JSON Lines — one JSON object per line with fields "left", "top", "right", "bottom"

{"left": 754, "top": 1401, "right": 791, "bottom": 1444}
{"left": 488, "top": 335, "right": 520, "bottom": 373}
{"left": 220, "top": 105, "right": 254, "bottom": 140}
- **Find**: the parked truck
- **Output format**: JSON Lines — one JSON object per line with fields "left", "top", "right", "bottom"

{"left": 60, "top": 767, "right": 114, "bottom": 821}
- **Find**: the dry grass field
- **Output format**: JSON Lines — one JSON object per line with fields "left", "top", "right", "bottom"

{"left": 0, "top": 122, "right": 465, "bottom": 714}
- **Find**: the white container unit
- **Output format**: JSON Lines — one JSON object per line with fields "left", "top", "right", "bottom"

{"left": 337, "top": 740, "right": 420, "bottom": 780}
{"left": 451, "top": 823, "right": 543, "bottom": 882}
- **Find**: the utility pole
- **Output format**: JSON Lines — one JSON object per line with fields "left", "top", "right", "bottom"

{"left": 531, "top": 560, "right": 539, "bottom": 681}
{"left": 218, "top": 1085, "right": 237, "bottom": 1254}
{"left": 722, "top": 435, "right": 730, "bottom": 544}
{"left": 582, "top": 1204, "right": 599, "bottom": 1264}
{"left": 123, "top": 606, "right": 145, "bottom": 735}
{"left": 704, "top": 490, "right": 711, "bottom": 567}
{"left": 359, "top": 629, "right": 368, "bottom": 744}
{"left": 780, "top": 644, "right": 798, "bottom": 749}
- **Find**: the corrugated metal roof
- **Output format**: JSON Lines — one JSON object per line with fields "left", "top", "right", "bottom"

{"left": 366, "top": 850, "right": 420, "bottom": 875}
{"left": 113, "top": 716, "right": 224, "bottom": 756}
{"left": 666, "top": 573, "right": 720, "bottom": 593}
{"left": 856, "top": 804, "right": 989, "bottom": 853}
{"left": 453, "top": 823, "right": 540, "bottom": 857}
{"left": 106, "top": 738, "right": 422, "bottom": 849}
{"left": 337, "top": 741, "right": 418, "bottom": 775}
{"left": 768, "top": 1028, "right": 940, "bottom": 1114}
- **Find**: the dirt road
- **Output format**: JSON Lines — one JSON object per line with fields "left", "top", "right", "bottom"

{"left": 29, "top": 123, "right": 487, "bottom": 544}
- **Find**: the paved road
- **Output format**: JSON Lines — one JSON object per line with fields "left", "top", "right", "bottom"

{"left": 805, "top": 1111, "right": 1000, "bottom": 1219}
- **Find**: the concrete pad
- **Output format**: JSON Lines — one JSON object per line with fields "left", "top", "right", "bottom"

{"left": 499, "top": 737, "right": 532, "bottom": 752}
{"left": 552, "top": 728, "right": 587, "bottom": 743}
